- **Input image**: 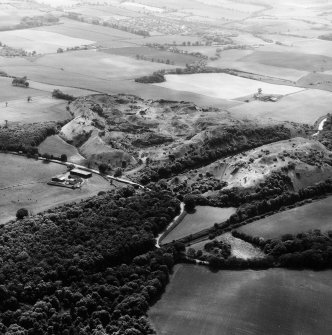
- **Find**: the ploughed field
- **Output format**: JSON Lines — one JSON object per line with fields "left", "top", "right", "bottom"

{"left": 238, "top": 196, "right": 332, "bottom": 239}
{"left": 149, "top": 264, "right": 332, "bottom": 335}
{"left": 0, "top": 154, "right": 112, "bottom": 225}
{"left": 161, "top": 206, "right": 236, "bottom": 244}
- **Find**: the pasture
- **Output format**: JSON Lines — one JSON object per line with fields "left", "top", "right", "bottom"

{"left": 2, "top": 50, "right": 176, "bottom": 81}
{"left": 0, "top": 29, "right": 94, "bottom": 54}
{"left": 102, "top": 46, "right": 197, "bottom": 66}
{"left": 149, "top": 264, "right": 332, "bottom": 335}
{"left": 38, "top": 135, "right": 85, "bottom": 164}
{"left": 0, "top": 76, "right": 47, "bottom": 102}
{"left": 0, "top": 95, "right": 69, "bottom": 124}
{"left": 0, "top": 154, "right": 111, "bottom": 225}
{"left": 1, "top": 58, "right": 240, "bottom": 109}
{"left": 229, "top": 89, "right": 332, "bottom": 124}
{"left": 241, "top": 51, "right": 332, "bottom": 72}
{"left": 162, "top": 206, "right": 236, "bottom": 244}
{"left": 238, "top": 196, "right": 332, "bottom": 239}
{"left": 154, "top": 73, "right": 303, "bottom": 100}
{"left": 33, "top": 18, "right": 143, "bottom": 48}
{"left": 209, "top": 61, "right": 308, "bottom": 82}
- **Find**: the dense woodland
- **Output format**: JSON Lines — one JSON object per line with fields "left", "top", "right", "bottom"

{"left": 233, "top": 229, "right": 332, "bottom": 269}
{"left": 0, "top": 187, "right": 182, "bottom": 334}
{"left": 0, "top": 122, "right": 60, "bottom": 151}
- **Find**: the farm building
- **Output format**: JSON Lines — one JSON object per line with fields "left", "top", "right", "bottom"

{"left": 70, "top": 168, "right": 92, "bottom": 178}
{"left": 52, "top": 174, "right": 67, "bottom": 182}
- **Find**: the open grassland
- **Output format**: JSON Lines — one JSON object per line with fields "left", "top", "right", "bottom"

{"left": 238, "top": 196, "right": 332, "bottom": 239}
{"left": 150, "top": 265, "right": 332, "bottom": 335}
{"left": 155, "top": 73, "right": 303, "bottom": 100}
{"left": 229, "top": 89, "right": 332, "bottom": 124}
{"left": 102, "top": 46, "right": 197, "bottom": 66}
{"left": 33, "top": 18, "right": 143, "bottom": 48}
{"left": 0, "top": 95, "right": 69, "bottom": 124}
{"left": 0, "top": 77, "right": 48, "bottom": 102}
{"left": 162, "top": 206, "right": 236, "bottom": 244}
{"left": 0, "top": 29, "right": 94, "bottom": 54}
{"left": 38, "top": 135, "right": 85, "bottom": 164}
{"left": 210, "top": 60, "right": 308, "bottom": 82}
{"left": 241, "top": 51, "right": 332, "bottom": 72}
{"left": 1, "top": 50, "right": 175, "bottom": 81}
{"left": 0, "top": 154, "right": 111, "bottom": 225}
{"left": 1, "top": 56, "right": 240, "bottom": 109}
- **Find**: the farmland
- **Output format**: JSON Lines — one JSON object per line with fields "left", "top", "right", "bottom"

{"left": 33, "top": 18, "right": 143, "bottom": 48}
{"left": 238, "top": 196, "right": 332, "bottom": 239}
{"left": 154, "top": 73, "right": 304, "bottom": 100}
{"left": 229, "top": 89, "right": 332, "bottom": 124}
{"left": 0, "top": 95, "right": 69, "bottom": 125}
{"left": 162, "top": 206, "right": 236, "bottom": 244}
{"left": 149, "top": 264, "right": 332, "bottom": 335}
{"left": 38, "top": 135, "right": 85, "bottom": 164}
{"left": 0, "top": 153, "right": 111, "bottom": 225}
{"left": 102, "top": 46, "right": 198, "bottom": 66}
{"left": 241, "top": 51, "right": 332, "bottom": 72}
{"left": 1, "top": 1, "right": 332, "bottom": 334}
{"left": 0, "top": 29, "right": 95, "bottom": 54}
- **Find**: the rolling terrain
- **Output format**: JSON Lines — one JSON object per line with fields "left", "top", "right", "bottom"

{"left": 0, "top": 0, "right": 332, "bottom": 334}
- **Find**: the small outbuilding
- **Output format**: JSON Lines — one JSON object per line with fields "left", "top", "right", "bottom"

{"left": 52, "top": 174, "right": 67, "bottom": 182}
{"left": 70, "top": 168, "right": 92, "bottom": 179}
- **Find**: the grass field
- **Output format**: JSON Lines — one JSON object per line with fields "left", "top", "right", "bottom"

{"left": 155, "top": 73, "right": 304, "bottom": 100}
{"left": 229, "top": 89, "right": 332, "bottom": 124}
{"left": 34, "top": 18, "right": 143, "bottom": 48}
{"left": 2, "top": 50, "right": 176, "bottom": 82}
{"left": 0, "top": 153, "right": 111, "bottom": 225}
{"left": 162, "top": 206, "right": 236, "bottom": 244}
{"left": 0, "top": 77, "right": 48, "bottom": 102}
{"left": 238, "top": 196, "right": 332, "bottom": 239}
{"left": 0, "top": 95, "right": 69, "bottom": 124}
{"left": 241, "top": 51, "right": 332, "bottom": 72}
{"left": 149, "top": 264, "right": 332, "bottom": 335}
{"left": 209, "top": 61, "right": 308, "bottom": 82}
{"left": 38, "top": 135, "right": 85, "bottom": 164}
{"left": 0, "top": 29, "right": 95, "bottom": 54}
{"left": 102, "top": 46, "right": 197, "bottom": 66}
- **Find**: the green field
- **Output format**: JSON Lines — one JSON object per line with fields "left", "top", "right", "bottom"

{"left": 0, "top": 76, "right": 48, "bottom": 102}
{"left": 38, "top": 135, "right": 85, "bottom": 164}
{"left": 102, "top": 46, "right": 197, "bottom": 66}
{"left": 162, "top": 206, "right": 236, "bottom": 244}
{"left": 241, "top": 51, "right": 332, "bottom": 72}
{"left": 34, "top": 18, "right": 143, "bottom": 48}
{"left": 229, "top": 89, "right": 332, "bottom": 124}
{"left": 238, "top": 196, "right": 332, "bottom": 239}
{"left": 0, "top": 95, "right": 69, "bottom": 124}
{"left": 0, "top": 153, "right": 112, "bottom": 225}
{"left": 155, "top": 73, "right": 303, "bottom": 100}
{"left": 149, "top": 264, "right": 332, "bottom": 335}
